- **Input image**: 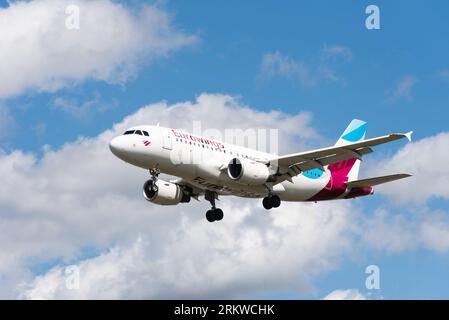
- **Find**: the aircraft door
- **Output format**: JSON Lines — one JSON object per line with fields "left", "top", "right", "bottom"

{"left": 162, "top": 128, "right": 173, "bottom": 150}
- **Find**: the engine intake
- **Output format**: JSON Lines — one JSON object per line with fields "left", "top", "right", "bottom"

{"left": 227, "top": 158, "right": 273, "bottom": 185}
{"left": 143, "top": 179, "right": 190, "bottom": 205}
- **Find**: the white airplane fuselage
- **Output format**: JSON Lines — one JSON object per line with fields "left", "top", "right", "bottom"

{"left": 109, "top": 119, "right": 412, "bottom": 222}
{"left": 109, "top": 125, "right": 363, "bottom": 202}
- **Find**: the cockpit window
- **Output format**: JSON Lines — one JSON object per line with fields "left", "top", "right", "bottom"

{"left": 123, "top": 129, "right": 149, "bottom": 136}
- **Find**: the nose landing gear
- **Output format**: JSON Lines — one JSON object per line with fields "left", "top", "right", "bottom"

{"left": 205, "top": 190, "right": 224, "bottom": 222}
{"left": 149, "top": 168, "right": 160, "bottom": 181}
{"left": 262, "top": 195, "right": 281, "bottom": 210}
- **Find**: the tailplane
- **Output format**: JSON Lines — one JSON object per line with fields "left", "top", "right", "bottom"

{"left": 345, "top": 173, "right": 412, "bottom": 188}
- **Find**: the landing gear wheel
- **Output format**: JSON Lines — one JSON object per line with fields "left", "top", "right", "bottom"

{"left": 263, "top": 197, "right": 273, "bottom": 210}
{"left": 271, "top": 195, "right": 281, "bottom": 208}
{"left": 214, "top": 208, "right": 224, "bottom": 221}
{"left": 205, "top": 208, "right": 224, "bottom": 222}
{"left": 205, "top": 190, "right": 224, "bottom": 222}
{"left": 263, "top": 195, "right": 281, "bottom": 210}
{"left": 206, "top": 210, "right": 215, "bottom": 222}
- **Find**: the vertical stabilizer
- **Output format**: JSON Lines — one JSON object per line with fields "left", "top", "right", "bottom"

{"left": 330, "top": 119, "right": 367, "bottom": 182}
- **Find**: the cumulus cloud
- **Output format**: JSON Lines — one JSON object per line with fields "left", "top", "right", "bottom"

{"left": 356, "top": 208, "right": 449, "bottom": 253}
{"left": 323, "top": 289, "right": 366, "bottom": 300}
{"left": 419, "top": 211, "right": 449, "bottom": 252}
{"left": 386, "top": 75, "right": 417, "bottom": 103}
{"left": 369, "top": 132, "right": 449, "bottom": 204}
{"left": 0, "top": 0, "right": 197, "bottom": 99}
{"left": 0, "top": 93, "right": 344, "bottom": 299}
{"left": 20, "top": 200, "right": 353, "bottom": 299}
{"left": 1, "top": 93, "right": 447, "bottom": 299}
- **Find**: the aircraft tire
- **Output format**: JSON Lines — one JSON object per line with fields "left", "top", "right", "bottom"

{"left": 206, "top": 210, "right": 215, "bottom": 222}
{"left": 271, "top": 195, "right": 281, "bottom": 208}
{"left": 214, "top": 208, "right": 224, "bottom": 221}
{"left": 263, "top": 197, "right": 273, "bottom": 210}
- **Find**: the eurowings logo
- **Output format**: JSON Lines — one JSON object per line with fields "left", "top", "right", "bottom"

{"left": 143, "top": 140, "right": 151, "bottom": 146}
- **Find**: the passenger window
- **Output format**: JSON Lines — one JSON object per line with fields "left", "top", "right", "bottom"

{"left": 135, "top": 130, "right": 143, "bottom": 135}
{"left": 124, "top": 130, "right": 134, "bottom": 135}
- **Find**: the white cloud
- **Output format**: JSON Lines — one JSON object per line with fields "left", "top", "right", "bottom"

{"left": 355, "top": 207, "right": 449, "bottom": 254}
{"left": 322, "top": 44, "right": 352, "bottom": 61}
{"left": 258, "top": 46, "right": 352, "bottom": 87}
{"left": 0, "top": 0, "right": 197, "bottom": 99}
{"left": 258, "top": 51, "right": 315, "bottom": 86}
{"left": 323, "top": 289, "right": 366, "bottom": 300}
{"left": 369, "top": 132, "right": 449, "bottom": 204}
{"left": 0, "top": 93, "right": 348, "bottom": 299}
{"left": 357, "top": 208, "right": 417, "bottom": 253}
{"left": 420, "top": 212, "right": 449, "bottom": 252}
{"left": 387, "top": 75, "right": 417, "bottom": 103}
{"left": 20, "top": 200, "right": 353, "bottom": 299}
{"left": 350, "top": 131, "right": 449, "bottom": 254}
{"left": 52, "top": 93, "right": 118, "bottom": 119}
{"left": 1, "top": 93, "right": 447, "bottom": 299}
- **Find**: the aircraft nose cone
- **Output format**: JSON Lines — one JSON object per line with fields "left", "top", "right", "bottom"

{"left": 109, "top": 136, "right": 124, "bottom": 156}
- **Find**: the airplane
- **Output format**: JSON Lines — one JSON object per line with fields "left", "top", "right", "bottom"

{"left": 109, "top": 119, "right": 413, "bottom": 222}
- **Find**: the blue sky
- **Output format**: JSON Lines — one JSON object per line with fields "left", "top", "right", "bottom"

{"left": 1, "top": 0, "right": 449, "bottom": 299}
{"left": 5, "top": 0, "right": 449, "bottom": 152}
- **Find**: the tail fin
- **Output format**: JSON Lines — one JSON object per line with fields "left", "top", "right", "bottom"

{"left": 329, "top": 119, "right": 367, "bottom": 181}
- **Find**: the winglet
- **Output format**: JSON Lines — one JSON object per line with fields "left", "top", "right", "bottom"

{"left": 405, "top": 131, "right": 413, "bottom": 142}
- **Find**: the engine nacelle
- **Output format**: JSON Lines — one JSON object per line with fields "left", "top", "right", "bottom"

{"left": 143, "top": 179, "right": 190, "bottom": 205}
{"left": 227, "top": 158, "right": 273, "bottom": 185}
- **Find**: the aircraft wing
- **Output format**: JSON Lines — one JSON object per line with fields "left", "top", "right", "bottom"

{"left": 345, "top": 173, "right": 412, "bottom": 188}
{"left": 170, "top": 178, "right": 204, "bottom": 200}
{"left": 272, "top": 131, "right": 413, "bottom": 175}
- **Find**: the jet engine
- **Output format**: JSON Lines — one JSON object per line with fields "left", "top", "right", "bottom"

{"left": 143, "top": 179, "right": 190, "bottom": 205}
{"left": 227, "top": 158, "right": 275, "bottom": 185}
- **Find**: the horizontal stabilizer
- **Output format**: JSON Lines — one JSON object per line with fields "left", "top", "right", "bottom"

{"left": 345, "top": 173, "right": 412, "bottom": 188}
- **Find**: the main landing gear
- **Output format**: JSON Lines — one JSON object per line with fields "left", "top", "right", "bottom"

{"left": 262, "top": 194, "right": 281, "bottom": 210}
{"left": 205, "top": 190, "right": 223, "bottom": 222}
